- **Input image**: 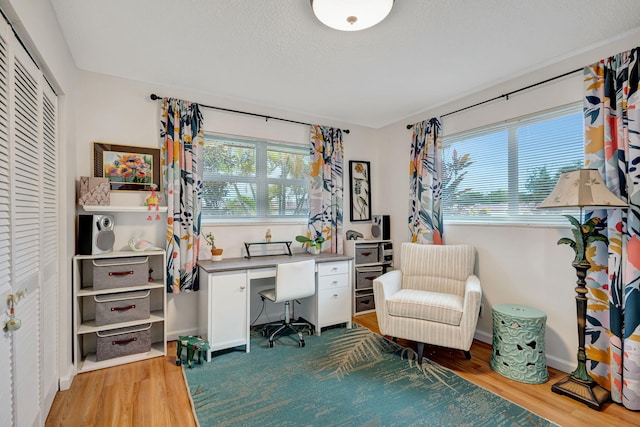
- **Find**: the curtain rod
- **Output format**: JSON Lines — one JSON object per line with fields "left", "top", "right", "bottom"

{"left": 150, "top": 94, "right": 350, "bottom": 134}
{"left": 405, "top": 67, "right": 583, "bottom": 129}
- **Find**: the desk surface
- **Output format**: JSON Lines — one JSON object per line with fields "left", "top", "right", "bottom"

{"left": 197, "top": 252, "right": 352, "bottom": 274}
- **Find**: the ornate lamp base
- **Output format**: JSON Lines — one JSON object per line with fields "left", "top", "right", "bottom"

{"left": 552, "top": 375, "right": 610, "bottom": 410}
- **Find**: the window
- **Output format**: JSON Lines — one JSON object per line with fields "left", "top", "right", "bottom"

{"left": 441, "top": 103, "right": 583, "bottom": 224}
{"left": 202, "top": 134, "right": 310, "bottom": 221}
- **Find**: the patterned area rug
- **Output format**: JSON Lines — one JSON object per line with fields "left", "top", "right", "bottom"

{"left": 183, "top": 325, "right": 557, "bottom": 427}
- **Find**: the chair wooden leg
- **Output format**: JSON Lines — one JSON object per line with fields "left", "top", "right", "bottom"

{"left": 463, "top": 350, "right": 471, "bottom": 360}
{"left": 416, "top": 342, "right": 425, "bottom": 364}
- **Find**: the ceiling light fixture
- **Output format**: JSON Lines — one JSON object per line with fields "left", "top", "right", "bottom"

{"left": 311, "top": 0, "right": 394, "bottom": 32}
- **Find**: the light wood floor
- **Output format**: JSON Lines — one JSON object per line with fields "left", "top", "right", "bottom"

{"left": 46, "top": 314, "right": 639, "bottom": 427}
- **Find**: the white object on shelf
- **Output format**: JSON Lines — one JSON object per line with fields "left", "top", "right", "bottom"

{"left": 72, "top": 250, "right": 167, "bottom": 373}
{"left": 80, "top": 205, "right": 168, "bottom": 213}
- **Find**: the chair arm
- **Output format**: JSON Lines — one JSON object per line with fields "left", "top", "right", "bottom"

{"left": 372, "top": 270, "right": 402, "bottom": 335}
{"left": 462, "top": 274, "right": 482, "bottom": 320}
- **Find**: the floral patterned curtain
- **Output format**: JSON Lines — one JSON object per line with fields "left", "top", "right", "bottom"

{"left": 408, "top": 118, "right": 443, "bottom": 244}
{"left": 160, "top": 98, "right": 204, "bottom": 293}
{"left": 583, "top": 47, "right": 640, "bottom": 409}
{"left": 308, "top": 125, "right": 344, "bottom": 254}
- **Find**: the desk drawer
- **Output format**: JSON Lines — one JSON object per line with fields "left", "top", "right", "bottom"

{"left": 318, "top": 261, "right": 349, "bottom": 277}
{"left": 318, "top": 273, "right": 348, "bottom": 291}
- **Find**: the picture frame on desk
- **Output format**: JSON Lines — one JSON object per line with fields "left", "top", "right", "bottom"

{"left": 349, "top": 160, "right": 371, "bottom": 222}
{"left": 93, "top": 142, "right": 160, "bottom": 192}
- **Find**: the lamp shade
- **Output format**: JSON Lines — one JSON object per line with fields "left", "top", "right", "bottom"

{"left": 538, "top": 169, "right": 627, "bottom": 209}
{"left": 311, "top": 0, "right": 394, "bottom": 31}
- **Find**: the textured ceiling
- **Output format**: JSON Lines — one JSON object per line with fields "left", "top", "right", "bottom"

{"left": 50, "top": 0, "right": 640, "bottom": 128}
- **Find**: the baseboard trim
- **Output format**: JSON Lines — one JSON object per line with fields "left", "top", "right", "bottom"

{"left": 58, "top": 363, "right": 76, "bottom": 391}
{"left": 167, "top": 328, "right": 201, "bottom": 341}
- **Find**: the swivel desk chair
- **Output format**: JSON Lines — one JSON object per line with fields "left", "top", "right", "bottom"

{"left": 259, "top": 259, "right": 316, "bottom": 347}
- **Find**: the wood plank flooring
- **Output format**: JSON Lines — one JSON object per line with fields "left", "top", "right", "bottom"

{"left": 46, "top": 314, "right": 639, "bottom": 426}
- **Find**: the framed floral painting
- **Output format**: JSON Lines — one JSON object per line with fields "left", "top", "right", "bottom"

{"left": 93, "top": 142, "right": 160, "bottom": 191}
{"left": 349, "top": 160, "right": 371, "bottom": 222}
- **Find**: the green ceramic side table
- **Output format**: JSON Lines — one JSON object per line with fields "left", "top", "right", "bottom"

{"left": 490, "top": 304, "right": 548, "bottom": 384}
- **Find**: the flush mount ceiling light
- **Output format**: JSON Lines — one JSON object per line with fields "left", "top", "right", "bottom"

{"left": 311, "top": 0, "right": 394, "bottom": 31}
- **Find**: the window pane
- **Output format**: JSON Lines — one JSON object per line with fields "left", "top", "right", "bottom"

{"left": 202, "top": 134, "right": 310, "bottom": 220}
{"left": 203, "top": 139, "right": 256, "bottom": 177}
{"left": 267, "top": 146, "right": 310, "bottom": 179}
{"left": 268, "top": 183, "right": 309, "bottom": 216}
{"left": 202, "top": 181, "right": 256, "bottom": 217}
{"left": 442, "top": 103, "right": 582, "bottom": 223}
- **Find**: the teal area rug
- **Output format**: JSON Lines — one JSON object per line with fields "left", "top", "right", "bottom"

{"left": 183, "top": 325, "right": 556, "bottom": 427}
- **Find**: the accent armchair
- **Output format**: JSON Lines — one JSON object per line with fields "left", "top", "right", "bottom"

{"left": 372, "top": 242, "right": 481, "bottom": 363}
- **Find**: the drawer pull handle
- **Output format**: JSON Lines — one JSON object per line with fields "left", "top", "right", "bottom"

{"left": 361, "top": 252, "right": 372, "bottom": 256}
{"left": 109, "top": 270, "right": 134, "bottom": 277}
{"left": 112, "top": 337, "right": 137, "bottom": 346}
{"left": 333, "top": 294, "right": 338, "bottom": 297}
{"left": 332, "top": 281, "right": 338, "bottom": 284}
{"left": 365, "top": 276, "right": 377, "bottom": 281}
{"left": 111, "top": 304, "right": 135, "bottom": 312}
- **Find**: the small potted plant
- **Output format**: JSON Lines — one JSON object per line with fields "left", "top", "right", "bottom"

{"left": 204, "top": 232, "right": 223, "bottom": 261}
{"left": 295, "top": 231, "right": 325, "bottom": 255}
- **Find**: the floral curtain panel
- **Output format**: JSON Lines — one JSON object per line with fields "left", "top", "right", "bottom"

{"left": 160, "top": 98, "right": 204, "bottom": 293}
{"left": 408, "top": 118, "right": 444, "bottom": 245}
{"left": 308, "top": 125, "right": 344, "bottom": 254}
{"left": 583, "top": 47, "right": 640, "bottom": 409}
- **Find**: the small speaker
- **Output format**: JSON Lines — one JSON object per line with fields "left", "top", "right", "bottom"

{"left": 371, "top": 215, "right": 390, "bottom": 240}
{"left": 78, "top": 214, "right": 115, "bottom": 255}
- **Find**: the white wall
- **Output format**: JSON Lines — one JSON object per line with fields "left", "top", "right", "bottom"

{"left": 377, "top": 30, "right": 640, "bottom": 373}
{"left": 75, "top": 70, "right": 382, "bottom": 338}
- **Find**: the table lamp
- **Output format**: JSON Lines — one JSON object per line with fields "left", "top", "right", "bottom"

{"left": 538, "top": 168, "right": 627, "bottom": 409}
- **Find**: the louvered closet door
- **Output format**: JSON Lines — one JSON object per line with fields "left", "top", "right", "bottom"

{"left": 0, "top": 15, "right": 59, "bottom": 427}
{"left": 12, "top": 33, "right": 43, "bottom": 427}
{"left": 40, "top": 83, "right": 58, "bottom": 413}
{"left": 0, "top": 18, "right": 14, "bottom": 427}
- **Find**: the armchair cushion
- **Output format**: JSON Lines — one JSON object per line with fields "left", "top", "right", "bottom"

{"left": 387, "top": 289, "right": 463, "bottom": 326}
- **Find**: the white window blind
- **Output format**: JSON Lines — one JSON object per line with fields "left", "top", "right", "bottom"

{"left": 441, "top": 103, "right": 583, "bottom": 224}
{"left": 202, "top": 134, "right": 310, "bottom": 221}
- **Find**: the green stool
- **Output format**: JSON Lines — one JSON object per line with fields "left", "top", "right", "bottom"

{"left": 176, "top": 335, "right": 210, "bottom": 368}
{"left": 490, "top": 304, "right": 548, "bottom": 384}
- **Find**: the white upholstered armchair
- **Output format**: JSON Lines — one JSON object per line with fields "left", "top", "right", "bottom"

{"left": 373, "top": 242, "right": 482, "bottom": 363}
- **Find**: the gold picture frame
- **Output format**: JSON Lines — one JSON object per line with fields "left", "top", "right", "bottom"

{"left": 93, "top": 142, "right": 160, "bottom": 191}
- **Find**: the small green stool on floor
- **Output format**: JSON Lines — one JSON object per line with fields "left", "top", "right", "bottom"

{"left": 176, "top": 335, "right": 210, "bottom": 368}
{"left": 490, "top": 304, "right": 548, "bottom": 384}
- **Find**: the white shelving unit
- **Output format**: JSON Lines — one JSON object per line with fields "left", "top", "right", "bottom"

{"left": 79, "top": 205, "right": 168, "bottom": 213}
{"left": 72, "top": 250, "right": 167, "bottom": 373}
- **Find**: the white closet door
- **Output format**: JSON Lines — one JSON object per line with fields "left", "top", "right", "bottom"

{"left": 0, "top": 17, "right": 14, "bottom": 427}
{"left": 0, "top": 14, "right": 59, "bottom": 426}
{"left": 11, "top": 32, "right": 42, "bottom": 427}
{"left": 40, "top": 83, "right": 58, "bottom": 412}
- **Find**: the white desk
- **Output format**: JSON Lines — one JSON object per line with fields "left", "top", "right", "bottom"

{"left": 197, "top": 253, "right": 353, "bottom": 360}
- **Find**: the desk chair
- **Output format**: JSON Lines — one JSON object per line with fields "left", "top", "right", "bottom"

{"left": 259, "top": 259, "right": 316, "bottom": 348}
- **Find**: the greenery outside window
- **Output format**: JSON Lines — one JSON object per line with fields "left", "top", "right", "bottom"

{"left": 202, "top": 134, "right": 310, "bottom": 222}
{"left": 441, "top": 103, "right": 583, "bottom": 224}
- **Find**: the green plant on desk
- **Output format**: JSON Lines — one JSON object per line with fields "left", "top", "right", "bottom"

{"left": 295, "top": 234, "right": 325, "bottom": 250}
